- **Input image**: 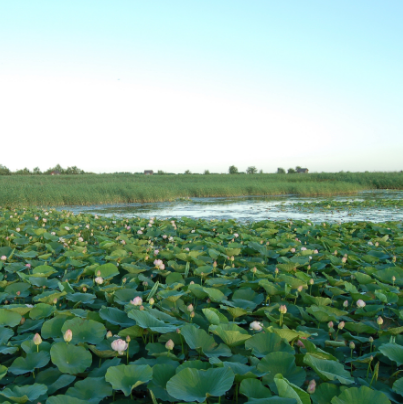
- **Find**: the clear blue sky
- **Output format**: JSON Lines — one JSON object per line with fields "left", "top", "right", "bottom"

{"left": 1, "top": 1, "right": 402, "bottom": 173}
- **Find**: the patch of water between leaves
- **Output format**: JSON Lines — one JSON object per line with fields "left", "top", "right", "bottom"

{"left": 60, "top": 190, "right": 403, "bottom": 223}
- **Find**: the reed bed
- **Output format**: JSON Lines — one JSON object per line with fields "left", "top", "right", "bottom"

{"left": 0, "top": 172, "right": 402, "bottom": 207}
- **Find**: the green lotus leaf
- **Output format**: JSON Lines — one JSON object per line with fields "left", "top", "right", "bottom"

{"left": 9, "top": 351, "right": 50, "bottom": 375}
{"left": 231, "top": 288, "right": 264, "bottom": 310}
{"left": 96, "top": 263, "right": 120, "bottom": 279}
{"left": 29, "top": 303, "right": 56, "bottom": 320}
{"left": 32, "top": 265, "right": 57, "bottom": 276}
{"left": 36, "top": 367, "right": 76, "bottom": 395}
{"left": 148, "top": 364, "right": 177, "bottom": 402}
{"left": 240, "top": 378, "right": 272, "bottom": 399}
{"left": 47, "top": 395, "right": 89, "bottom": 404}
{"left": 128, "top": 310, "right": 178, "bottom": 333}
{"left": 245, "top": 331, "right": 294, "bottom": 357}
{"left": 274, "top": 374, "right": 310, "bottom": 404}
{"left": 65, "top": 293, "right": 96, "bottom": 304}
{"left": 88, "top": 357, "right": 121, "bottom": 377}
{"left": 176, "top": 360, "right": 211, "bottom": 373}
{"left": 61, "top": 318, "right": 106, "bottom": 344}
{"left": 378, "top": 343, "right": 403, "bottom": 366}
{"left": 0, "top": 365, "right": 7, "bottom": 380}
{"left": 105, "top": 364, "right": 153, "bottom": 396}
{"left": 66, "top": 377, "right": 112, "bottom": 404}
{"left": 50, "top": 342, "right": 92, "bottom": 374}
{"left": 99, "top": 307, "right": 136, "bottom": 327}
{"left": 210, "top": 323, "right": 252, "bottom": 347}
{"left": 258, "top": 352, "right": 306, "bottom": 391}
{"left": 0, "top": 309, "right": 22, "bottom": 327}
{"left": 247, "top": 398, "right": 297, "bottom": 404}
{"left": 331, "top": 386, "right": 391, "bottom": 404}
{"left": 5, "top": 282, "right": 31, "bottom": 297}
{"left": 222, "top": 361, "right": 264, "bottom": 383}
{"left": 303, "top": 354, "right": 353, "bottom": 385}
{"left": 392, "top": 377, "right": 403, "bottom": 397}
{"left": 166, "top": 367, "right": 235, "bottom": 403}
{"left": 0, "top": 383, "right": 47, "bottom": 404}
{"left": 311, "top": 383, "right": 340, "bottom": 404}
{"left": 41, "top": 315, "right": 69, "bottom": 339}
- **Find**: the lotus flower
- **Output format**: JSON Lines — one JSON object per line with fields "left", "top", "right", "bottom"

{"left": 111, "top": 339, "right": 128, "bottom": 355}
{"left": 130, "top": 296, "right": 143, "bottom": 306}
{"left": 279, "top": 305, "right": 287, "bottom": 314}
{"left": 0, "top": 255, "right": 6, "bottom": 261}
{"left": 250, "top": 321, "right": 263, "bottom": 332}
{"left": 95, "top": 276, "right": 104, "bottom": 285}
{"left": 356, "top": 299, "right": 366, "bottom": 308}
{"left": 307, "top": 380, "right": 316, "bottom": 394}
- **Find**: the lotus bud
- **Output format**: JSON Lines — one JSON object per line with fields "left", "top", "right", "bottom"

{"left": 349, "top": 341, "right": 355, "bottom": 349}
{"left": 296, "top": 339, "right": 305, "bottom": 348}
{"left": 213, "top": 261, "right": 217, "bottom": 268}
{"left": 33, "top": 333, "right": 42, "bottom": 345}
{"left": 279, "top": 305, "right": 287, "bottom": 314}
{"left": 82, "top": 286, "right": 87, "bottom": 292}
{"left": 126, "top": 336, "right": 131, "bottom": 342}
{"left": 1, "top": 255, "right": 7, "bottom": 261}
{"left": 140, "top": 305, "right": 145, "bottom": 310}
{"left": 187, "top": 304, "right": 194, "bottom": 312}
{"left": 328, "top": 321, "right": 334, "bottom": 329}
{"left": 250, "top": 321, "right": 263, "bottom": 332}
{"left": 111, "top": 338, "right": 128, "bottom": 355}
{"left": 343, "top": 300, "right": 349, "bottom": 308}
{"left": 356, "top": 299, "right": 366, "bottom": 308}
{"left": 309, "top": 278, "right": 314, "bottom": 285}
{"left": 64, "top": 329, "right": 73, "bottom": 342}
{"left": 149, "top": 298, "right": 155, "bottom": 305}
{"left": 377, "top": 316, "right": 383, "bottom": 325}
{"left": 297, "top": 285, "right": 303, "bottom": 292}
{"left": 176, "top": 328, "right": 181, "bottom": 334}
{"left": 165, "top": 339, "right": 174, "bottom": 351}
{"left": 307, "top": 379, "right": 316, "bottom": 394}
{"left": 307, "top": 265, "right": 311, "bottom": 270}
{"left": 20, "top": 317, "right": 26, "bottom": 325}
{"left": 190, "top": 281, "right": 195, "bottom": 285}
{"left": 392, "top": 256, "right": 396, "bottom": 263}
{"left": 338, "top": 321, "right": 345, "bottom": 330}
{"left": 96, "top": 270, "right": 101, "bottom": 276}
{"left": 16, "top": 291, "right": 20, "bottom": 296}
{"left": 392, "top": 276, "right": 396, "bottom": 282}
{"left": 342, "top": 257, "right": 347, "bottom": 263}
{"left": 275, "top": 268, "right": 279, "bottom": 275}
{"left": 122, "top": 278, "right": 127, "bottom": 283}
{"left": 190, "top": 311, "right": 195, "bottom": 318}
{"left": 252, "top": 267, "right": 257, "bottom": 273}
{"left": 106, "top": 331, "right": 113, "bottom": 338}
{"left": 290, "top": 248, "right": 296, "bottom": 253}
{"left": 369, "top": 336, "right": 374, "bottom": 343}
{"left": 130, "top": 296, "right": 143, "bottom": 306}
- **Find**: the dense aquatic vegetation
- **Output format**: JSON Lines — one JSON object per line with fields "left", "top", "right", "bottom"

{"left": 1, "top": 207, "right": 403, "bottom": 403}
{"left": 1, "top": 172, "right": 403, "bottom": 207}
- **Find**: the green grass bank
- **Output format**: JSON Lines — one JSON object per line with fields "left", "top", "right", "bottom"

{"left": 1, "top": 172, "right": 403, "bottom": 207}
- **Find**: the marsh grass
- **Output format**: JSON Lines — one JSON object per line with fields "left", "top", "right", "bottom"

{"left": 0, "top": 172, "right": 402, "bottom": 207}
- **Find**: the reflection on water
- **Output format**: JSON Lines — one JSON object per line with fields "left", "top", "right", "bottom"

{"left": 61, "top": 190, "right": 403, "bottom": 223}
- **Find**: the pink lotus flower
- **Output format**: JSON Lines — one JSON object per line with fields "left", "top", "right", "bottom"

{"left": 290, "top": 248, "right": 296, "bottom": 253}
{"left": 162, "top": 235, "right": 167, "bottom": 239}
{"left": 154, "top": 259, "right": 165, "bottom": 270}
{"left": 137, "top": 230, "right": 143, "bottom": 234}
{"left": 301, "top": 247, "right": 307, "bottom": 251}
{"left": 154, "top": 250, "right": 159, "bottom": 255}
{"left": 234, "top": 233, "right": 239, "bottom": 238}
{"left": 130, "top": 296, "right": 143, "bottom": 306}
{"left": 0, "top": 256, "right": 7, "bottom": 261}
{"left": 307, "top": 380, "right": 316, "bottom": 394}
{"left": 111, "top": 339, "right": 128, "bottom": 355}
{"left": 250, "top": 321, "right": 263, "bottom": 332}
{"left": 279, "top": 305, "right": 287, "bottom": 314}
{"left": 356, "top": 299, "right": 366, "bottom": 308}
{"left": 95, "top": 277, "right": 104, "bottom": 285}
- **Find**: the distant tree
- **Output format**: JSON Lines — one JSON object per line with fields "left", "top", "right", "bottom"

{"left": 277, "top": 168, "right": 286, "bottom": 174}
{"left": 288, "top": 168, "right": 296, "bottom": 174}
{"left": 0, "top": 164, "right": 11, "bottom": 175}
{"left": 246, "top": 166, "right": 258, "bottom": 174}
{"left": 296, "top": 166, "right": 302, "bottom": 171}
{"left": 229, "top": 165, "right": 238, "bottom": 174}
{"left": 204, "top": 170, "right": 210, "bottom": 175}
{"left": 259, "top": 169, "right": 263, "bottom": 174}
{"left": 184, "top": 170, "right": 191, "bottom": 174}
{"left": 157, "top": 170, "right": 165, "bottom": 175}
{"left": 33, "top": 167, "right": 42, "bottom": 175}
{"left": 15, "top": 167, "right": 31, "bottom": 175}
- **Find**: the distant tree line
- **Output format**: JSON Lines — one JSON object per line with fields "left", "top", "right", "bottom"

{"left": 0, "top": 164, "right": 85, "bottom": 175}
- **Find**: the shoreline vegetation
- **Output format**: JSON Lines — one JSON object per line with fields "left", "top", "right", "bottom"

{"left": 0, "top": 172, "right": 403, "bottom": 207}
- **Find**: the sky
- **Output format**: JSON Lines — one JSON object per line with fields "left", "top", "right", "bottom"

{"left": 0, "top": 1, "right": 402, "bottom": 174}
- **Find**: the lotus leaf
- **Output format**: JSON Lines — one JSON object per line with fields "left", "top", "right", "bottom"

{"left": 50, "top": 342, "right": 92, "bottom": 374}
{"left": 331, "top": 386, "right": 391, "bottom": 404}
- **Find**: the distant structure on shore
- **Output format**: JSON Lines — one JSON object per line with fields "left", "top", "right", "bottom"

{"left": 144, "top": 170, "right": 154, "bottom": 175}
{"left": 297, "top": 168, "right": 309, "bottom": 174}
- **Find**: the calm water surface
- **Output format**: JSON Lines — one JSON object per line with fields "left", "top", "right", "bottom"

{"left": 61, "top": 190, "right": 403, "bottom": 223}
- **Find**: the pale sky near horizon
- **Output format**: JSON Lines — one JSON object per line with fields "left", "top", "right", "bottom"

{"left": 0, "top": 1, "right": 402, "bottom": 174}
